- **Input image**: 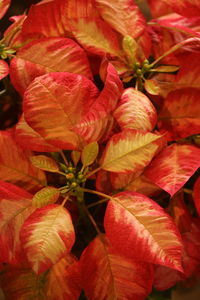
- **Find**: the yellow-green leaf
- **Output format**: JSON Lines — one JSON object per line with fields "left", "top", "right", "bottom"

{"left": 32, "top": 186, "right": 60, "bottom": 208}
{"left": 144, "top": 79, "right": 161, "bottom": 95}
{"left": 151, "top": 65, "right": 179, "bottom": 73}
{"left": 100, "top": 129, "right": 161, "bottom": 173}
{"left": 81, "top": 142, "right": 99, "bottom": 167}
{"left": 30, "top": 155, "right": 59, "bottom": 172}
{"left": 71, "top": 150, "right": 81, "bottom": 166}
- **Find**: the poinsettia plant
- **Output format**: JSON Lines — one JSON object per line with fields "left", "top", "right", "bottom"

{"left": 0, "top": 0, "right": 200, "bottom": 299}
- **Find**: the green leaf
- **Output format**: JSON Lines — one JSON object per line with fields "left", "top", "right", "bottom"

{"left": 81, "top": 142, "right": 99, "bottom": 167}
{"left": 144, "top": 79, "right": 160, "bottom": 95}
{"left": 71, "top": 150, "right": 81, "bottom": 166}
{"left": 32, "top": 186, "right": 60, "bottom": 208}
{"left": 30, "top": 155, "right": 59, "bottom": 172}
{"left": 151, "top": 65, "right": 179, "bottom": 73}
{"left": 122, "top": 35, "right": 138, "bottom": 66}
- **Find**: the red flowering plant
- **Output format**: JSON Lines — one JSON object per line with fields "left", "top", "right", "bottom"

{"left": 0, "top": 0, "right": 200, "bottom": 299}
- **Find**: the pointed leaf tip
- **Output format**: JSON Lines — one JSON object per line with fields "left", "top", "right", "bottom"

{"left": 81, "top": 142, "right": 99, "bottom": 167}
{"left": 30, "top": 155, "right": 59, "bottom": 173}
{"left": 32, "top": 186, "right": 60, "bottom": 208}
{"left": 104, "top": 191, "right": 183, "bottom": 272}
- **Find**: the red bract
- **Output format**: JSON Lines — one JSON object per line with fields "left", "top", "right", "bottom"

{"left": 104, "top": 191, "right": 183, "bottom": 271}
{"left": 0, "top": 181, "right": 34, "bottom": 266}
{"left": 0, "top": 130, "right": 46, "bottom": 192}
{"left": 159, "top": 0, "right": 200, "bottom": 18}
{"left": 0, "top": 59, "right": 9, "bottom": 80}
{"left": 80, "top": 235, "right": 154, "bottom": 300}
{"left": 145, "top": 144, "right": 200, "bottom": 196}
{"left": 1, "top": 0, "right": 200, "bottom": 299}
{"left": 10, "top": 37, "right": 93, "bottom": 95}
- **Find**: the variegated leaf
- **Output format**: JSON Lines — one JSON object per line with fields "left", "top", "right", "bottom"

{"left": 70, "top": 16, "right": 123, "bottom": 58}
{"left": 153, "top": 265, "right": 182, "bottom": 291}
{"left": 20, "top": 204, "right": 75, "bottom": 274}
{"left": 0, "top": 267, "right": 47, "bottom": 300}
{"left": 144, "top": 79, "right": 161, "bottom": 96}
{"left": 161, "top": 0, "right": 200, "bottom": 17}
{"left": 0, "top": 0, "right": 10, "bottom": 19}
{"left": 80, "top": 235, "right": 153, "bottom": 300}
{"left": 24, "top": 72, "right": 99, "bottom": 150}
{"left": 0, "top": 60, "right": 9, "bottom": 80}
{"left": 176, "top": 53, "right": 200, "bottom": 90}
{"left": 45, "top": 255, "right": 81, "bottom": 300}
{"left": 104, "top": 191, "right": 183, "bottom": 271}
{"left": 0, "top": 131, "right": 46, "bottom": 192}
{"left": 81, "top": 142, "right": 99, "bottom": 167}
{"left": 10, "top": 37, "right": 92, "bottom": 95}
{"left": 74, "top": 62, "right": 123, "bottom": 143}
{"left": 154, "top": 225, "right": 200, "bottom": 290}
{"left": 3, "top": 15, "right": 27, "bottom": 49}
{"left": 110, "top": 172, "right": 161, "bottom": 197}
{"left": 30, "top": 155, "right": 59, "bottom": 173}
{"left": 100, "top": 129, "right": 161, "bottom": 173}
{"left": 113, "top": 88, "right": 157, "bottom": 131}
{"left": 168, "top": 193, "right": 193, "bottom": 233}
{"left": 147, "top": 0, "right": 172, "bottom": 18}
{"left": 15, "top": 114, "right": 59, "bottom": 152}
{"left": 95, "top": 0, "right": 146, "bottom": 38}
{"left": 22, "top": 0, "right": 69, "bottom": 38}
{"left": 32, "top": 187, "right": 60, "bottom": 208}
{"left": 158, "top": 88, "right": 200, "bottom": 140}
{"left": 0, "top": 181, "right": 34, "bottom": 265}
{"left": 145, "top": 144, "right": 200, "bottom": 196}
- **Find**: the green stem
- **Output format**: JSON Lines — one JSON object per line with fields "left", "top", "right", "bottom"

{"left": 87, "top": 198, "right": 109, "bottom": 208}
{"left": 149, "top": 37, "right": 200, "bottom": 68}
{"left": 85, "top": 166, "right": 102, "bottom": 179}
{"left": 183, "top": 188, "right": 193, "bottom": 195}
{"left": 61, "top": 195, "right": 69, "bottom": 207}
{"left": 83, "top": 205, "right": 102, "bottom": 235}
{"left": 80, "top": 187, "right": 113, "bottom": 203}
{"left": 57, "top": 170, "right": 67, "bottom": 176}
{"left": 60, "top": 150, "right": 69, "bottom": 166}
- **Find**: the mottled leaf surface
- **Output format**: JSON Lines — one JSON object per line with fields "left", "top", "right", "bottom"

{"left": 0, "top": 131, "right": 46, "bottom": 192}
{"left": 0, "top": 181, "right": 34, "bottom": 265}
{"left": 20, "top": 204, "right": 75, "bottom": 274}
{"left": 46, "top": 255, "right": 81, "bottom": 300}
{"left": 24, "top": 72, "right": 99, "bottom": 150}
{"left": 100, "top": 129, "right": 161, "bottom": 173}
{"left": 158, "top": 88, "right": 200, "bottom": 140}
{"left": 0, "top": 60, "right": 9, "bottom": 80}
{"left": 113, "top": 88, "right": 157, "bottom": 131}
{"left": 104, "top": 191, "right": 183, "bottom": 271}
{"left": 10, "top": 37, "right": 92, "bottom": 95}
{"left": 95, "top": 0, "right": 146, "bottom": 38}
{"left": 80, "top": 235, "right": 153, "bottom": 300}
{"left": 145, "top": 144, "right": 200, "bottom": 196}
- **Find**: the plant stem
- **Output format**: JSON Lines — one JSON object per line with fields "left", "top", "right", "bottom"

{"left": 60, "top": 150, "right": 69, "bottom": 166}
{"left": 61, "top": 195, "right": 69, "bottom": 207}
{"left": 183, "top": 188, "right": 193, "bottom": 195}
{"left": 57, "top": 170, "right": 67, "bottom": 176}
{"left": 83, "top": 205, "right": 102, "bottom": 235}
{"left": 85, "top": 166, "right": 102, "bottom": 179}
{"left": 149, "top": 37, "right": 200, "bottom": 68}
{"left": 87, "top": 198, "right": 108, "bottom": 208}
{"left": 80, "top": 187, "right": 112, "bottom": 200}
